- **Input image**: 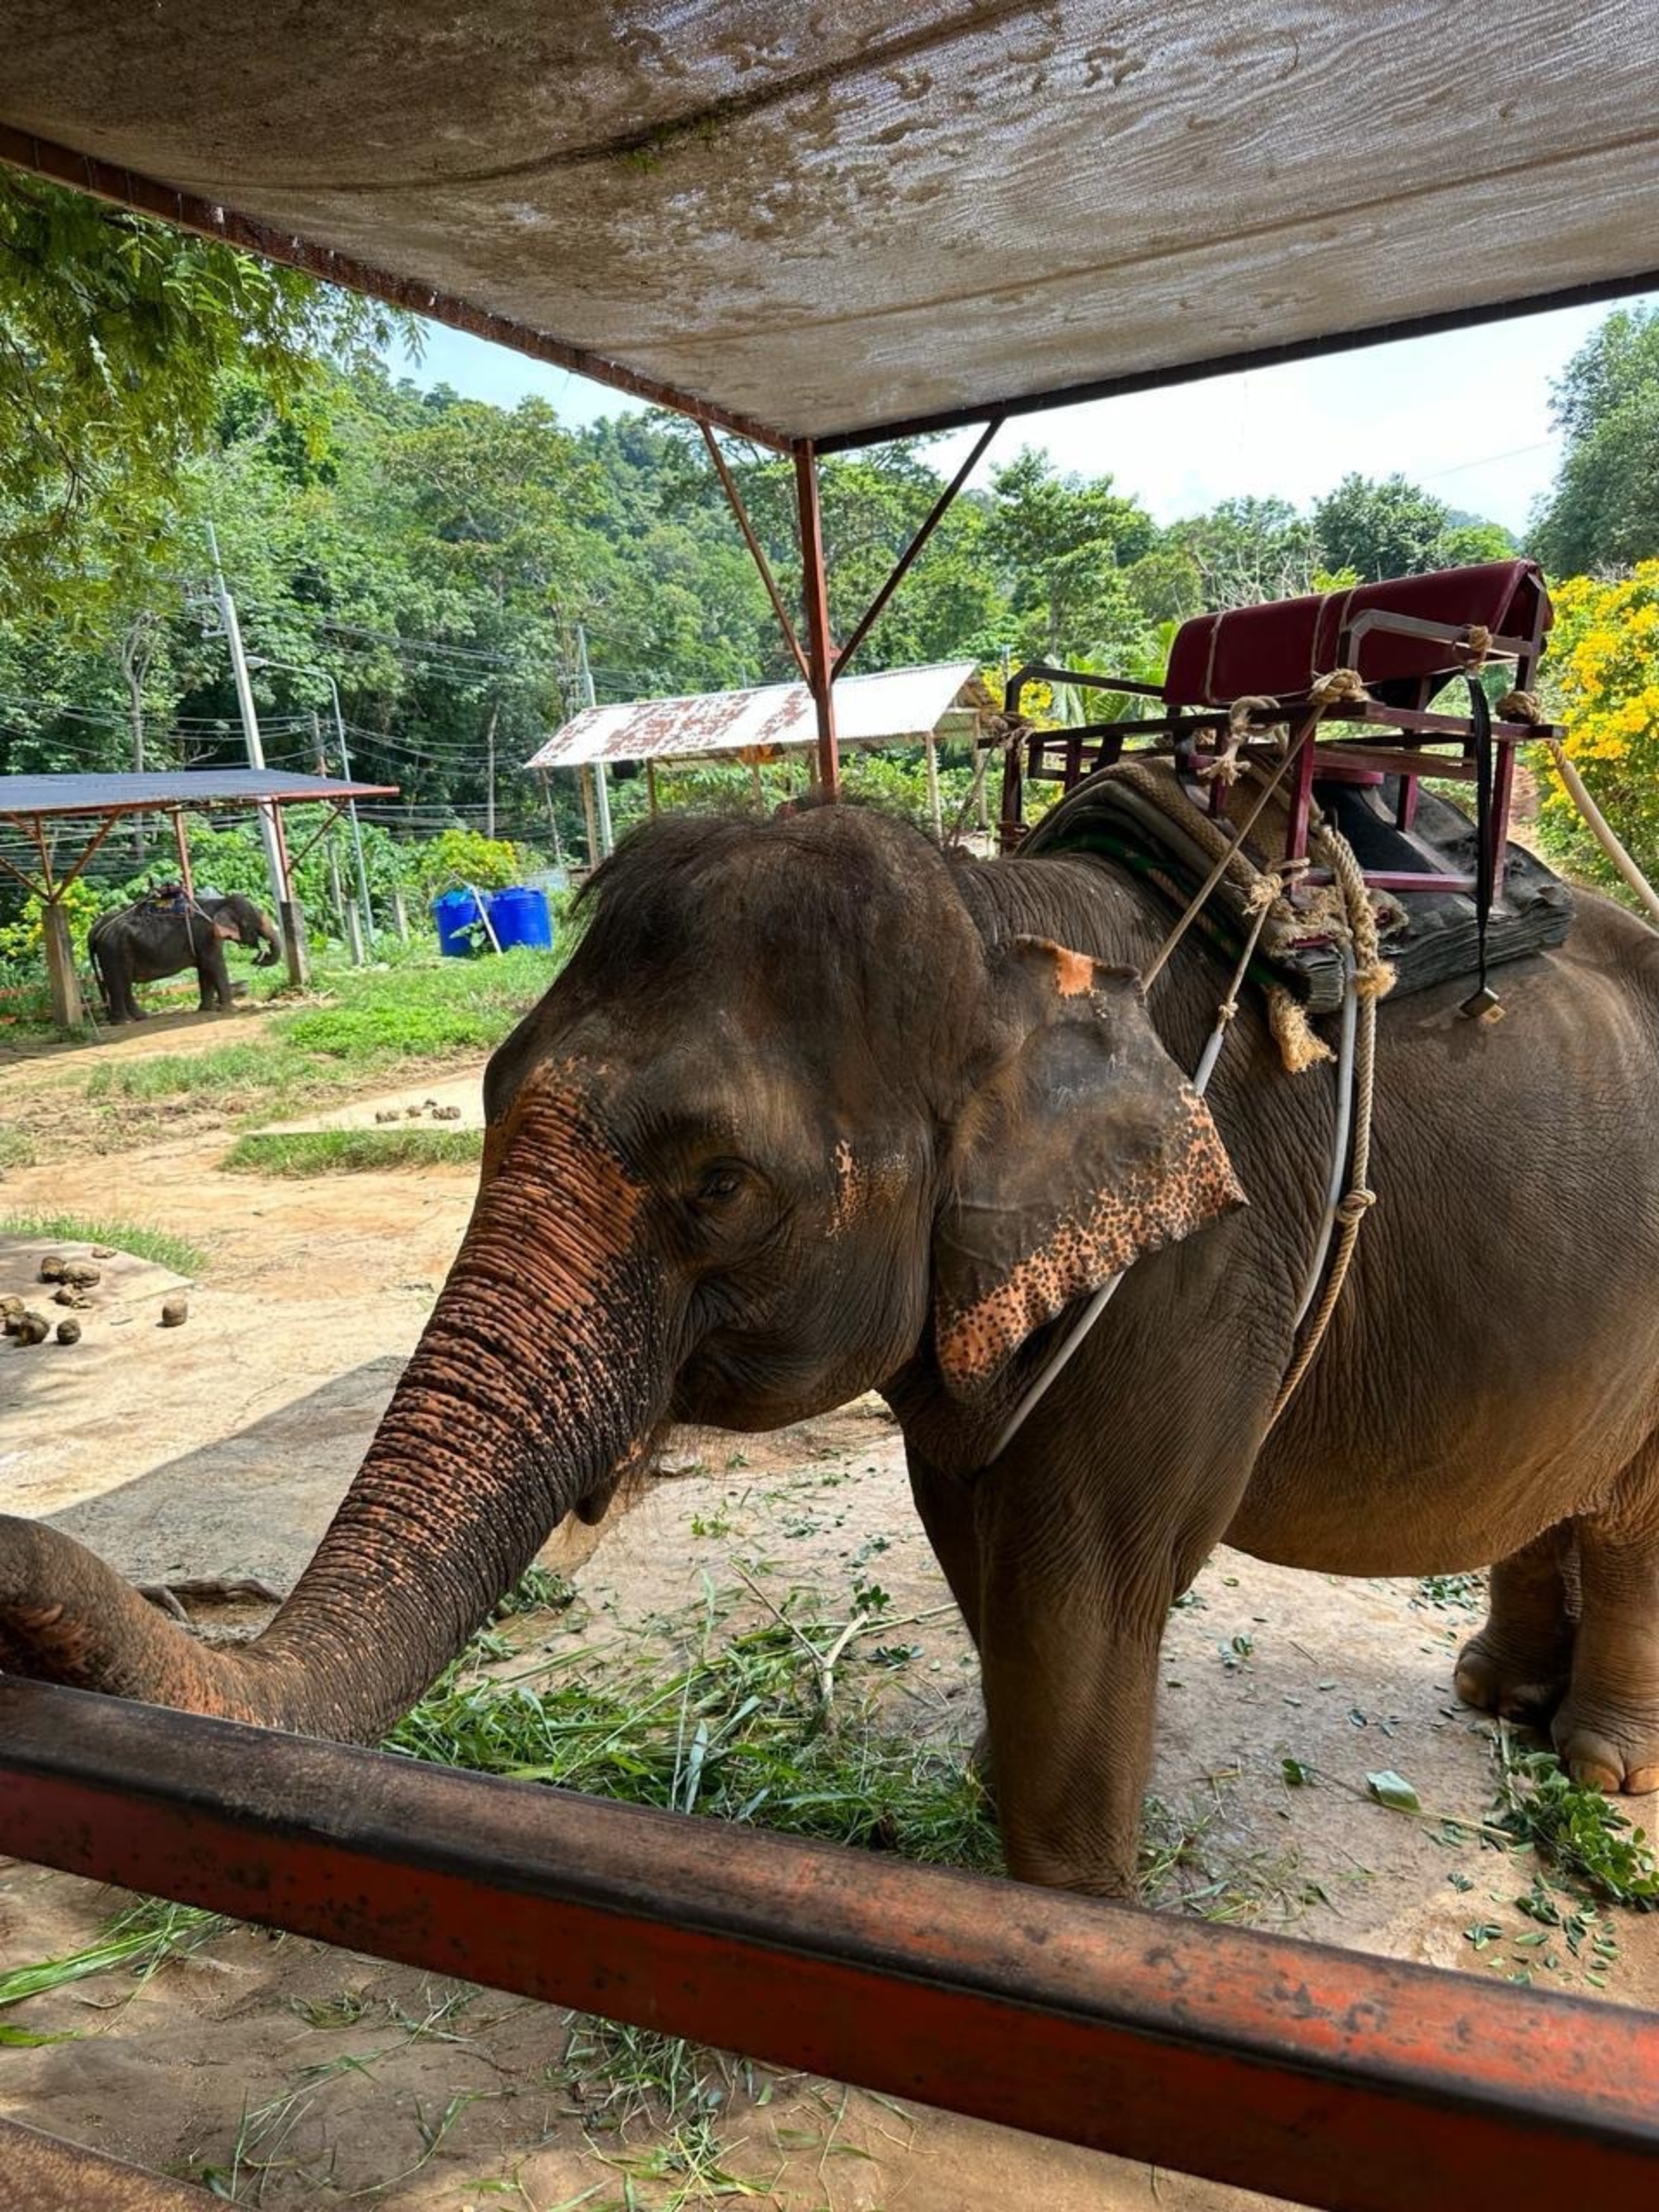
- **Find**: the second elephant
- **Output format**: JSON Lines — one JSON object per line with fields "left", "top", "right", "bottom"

{"left": 88, "top": 891, "right": 282, "bottom": 1023}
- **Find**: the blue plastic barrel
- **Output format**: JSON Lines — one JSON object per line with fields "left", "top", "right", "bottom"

{"left": 487, "top": 885, "right": 553, "bottom": 951}
{"left": 432, "top": 887, "right": 486, "bottom": 957}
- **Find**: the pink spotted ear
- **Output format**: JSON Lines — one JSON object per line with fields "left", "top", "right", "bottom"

{"left": 933, "top": 938, "right": 1243, "bottom": 1398}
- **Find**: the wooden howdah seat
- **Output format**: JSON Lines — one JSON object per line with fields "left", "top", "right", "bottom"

{"left": 995, "top": 559, "right": 1561, "bottom": 901}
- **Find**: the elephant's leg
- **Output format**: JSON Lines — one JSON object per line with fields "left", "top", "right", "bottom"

{"left": 1454, "top": 1527, "right": 1577, "bottom": 1722}
{"left": 906, "top": 1451, "right": 982, "bottom": 1647}
{"left": 1551, "top": 1437, "right": 1659, "bottom": 1795}
{"left": 907, "top": 1450, "right": 994, "bottom": 1785}
{"left": 969, "top": 1453, "right": 1229, "bottom": 1898}
{"left": 200, "top": 935, "right": 234, "bottom": 1011}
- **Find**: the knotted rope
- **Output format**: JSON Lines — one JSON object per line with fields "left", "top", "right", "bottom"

{"left": 1263, "top": 809, "right": 1383, "bottom": 1431}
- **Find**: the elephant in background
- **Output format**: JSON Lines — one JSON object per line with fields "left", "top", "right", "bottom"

{"left": 7, "top": 804, "right": 1659, "bottom": 1897}
{"left": 88, "top": 890, "right": 282, "bottom": 1023}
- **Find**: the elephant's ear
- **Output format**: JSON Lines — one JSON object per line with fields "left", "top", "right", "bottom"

{"left": 932, "top": 937, "right": 1244, "bottom": 1400}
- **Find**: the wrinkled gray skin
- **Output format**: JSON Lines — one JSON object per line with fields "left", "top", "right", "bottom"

{"left": 6, "top": 806, "right": 1659, "bottom": 1899}
{"left": 88, "top": 892, "right": 281, "bottom": 1022}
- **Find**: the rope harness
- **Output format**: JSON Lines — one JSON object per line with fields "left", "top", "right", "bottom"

{"left": 989, "top": 676, "right": 1385, "bottom": 1461}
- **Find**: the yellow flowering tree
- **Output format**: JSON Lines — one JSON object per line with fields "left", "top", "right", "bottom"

{"left": 1538, "top": 566, "right": 1659, "bottom": 893}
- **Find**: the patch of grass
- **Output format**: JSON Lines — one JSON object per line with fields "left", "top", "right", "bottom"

{"left": 279, "top": 949, "right": 551, "bottom": 1059}
{"left": 0, "top": 1122, "right": 35, "bottom": 1170}
{"left": 80, "top": 948, "right": 555, "bottom": 1128}
{"left": 220, "top": 1128, "right": 483, "bottom": 1176}
{"left": 0, "top": 1210, "right": 207, "bottom": 1275}
{"left": 389, "top": 1585, "right": 1002, "bottom": 1872}
{"left": 0, "top": 1897, "right": 223, "bottom": 2023}
{"left": 86, "top": 1041, "right": 278, "bottom": 1104}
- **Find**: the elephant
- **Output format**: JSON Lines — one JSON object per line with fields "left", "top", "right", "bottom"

{"left": 5, "top": 803, "right": 1658, "bottom": 1897}
{"left": 88, "top": 890, "right": 282, "bottom": 1024}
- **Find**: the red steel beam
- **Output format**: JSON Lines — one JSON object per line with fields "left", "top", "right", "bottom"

{"left": 3, "top": 1680, "right": 1658, "bottom": 2212}
{"left": 793, "top": 442, "right": 840, "bottom": 795}
{"left": 0, "top": 127, "right": 793, "bottom": 456}
{"left": 699, "top": 423, "right": 809, "bottom": 682}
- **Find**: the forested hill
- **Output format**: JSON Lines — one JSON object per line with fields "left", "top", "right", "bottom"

{"left": 0, "top": 359, "right": 1516, "bottom": 852}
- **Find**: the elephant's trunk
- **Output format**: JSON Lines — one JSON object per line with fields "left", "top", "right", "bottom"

{"left": 256, "top": 913, "right": 283, "bottom": 967}
{"left": 0, "top": 1083, "right": 665, "bottom": 1743}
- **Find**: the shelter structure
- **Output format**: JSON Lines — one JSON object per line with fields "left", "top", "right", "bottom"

{"left": 0, "top": 768, "right": 397, "bottom": 1024}
{"left": 525, "top": 660, "right": 992, "bottom": 854}
{"left": 6, "top": 0, "right": 1657, "bottom": 804}
{"left": 5, "top": 8, "right": 1659, "bottom": 2204}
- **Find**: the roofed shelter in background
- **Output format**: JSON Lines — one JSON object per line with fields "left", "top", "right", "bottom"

{"left": 0, "top": 768, "right": 397, "bottom": 1026}
{"left": 6, "top": 1, "right": 1659, "bottom": 804}
{"left": 7, "top": 7, "right": 1659, "bottom": 2203}
{"left": 526, "top": 661, "right": 992, "bottom": 858}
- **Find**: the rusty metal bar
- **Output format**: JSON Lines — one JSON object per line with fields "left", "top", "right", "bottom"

{"left": 834, "top": 413, "right": 1004, "bottom": 679}
{"left": 793, "top": 442, "right": 839, "bottom": 794}
{"left": 3, "top": 1681, "right": 1658, "bottom": 2212}
{"left": 0, "top": 2118, "right": 211, "bottom": 2209}
{"left": 0, "top": 128, "right": 794, "bottom": 456}
{"left": 698, "top": 423, "right": 809, "bottom": 682}
{"left": 171, "top": 809, "right": 194, "bottom": 900}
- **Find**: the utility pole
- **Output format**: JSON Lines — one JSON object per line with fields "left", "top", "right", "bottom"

{"left": 204, "top": 523, "right": 302, "bottom": 983}
{"left": 483, "top": 699, "right": 499, "bottom": 842}
{"left": 576, "top": 626, "right": 613, "bottom": 856}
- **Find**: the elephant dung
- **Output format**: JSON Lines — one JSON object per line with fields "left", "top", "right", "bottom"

{"left": 59, "top": 1261, "right": 102, "bottom": 1289}
{"left": 432, "top": 1103, "right": 462, "bottom": 1122}
{"left": 37, "top": 1254, "right": 67, "bottom": 1282}
{"left": 91, "top": 1244, "right": 117, "bottom": 1258}
{"left": 0, "top": 1293, "right": 24, "bottom": 1323}
{"left": 160, "top": 1294, "right": 189, "bottom": 1329}
{"left": 373, "top": 1108, "right": 401, "bottom": 1124}
{"left": 13, "top": 1310, "right": 49, "bottom": 1346}
{"left": 53, "top": 1287, "right": 91, "bottom": 1310}
{"left": 55, "top": 1319, "right": 81, "bottom": 1345}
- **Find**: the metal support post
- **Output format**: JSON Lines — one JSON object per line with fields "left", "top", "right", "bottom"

{"left": 793, "top": 442, "right": 840, "bottom": 796}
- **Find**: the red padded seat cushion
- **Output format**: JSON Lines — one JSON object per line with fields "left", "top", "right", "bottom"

{"left": 1162, "top": 561, "right": 1551, "bottom": 708}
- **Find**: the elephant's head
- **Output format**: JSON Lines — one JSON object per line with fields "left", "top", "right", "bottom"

{"left": 0, "top": 809, "right": 1241, "bottom": 1742}
{"left": 207, "top": 893, "right": 281, "bottom": 964}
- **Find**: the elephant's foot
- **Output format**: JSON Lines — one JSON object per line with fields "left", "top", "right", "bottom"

{"left": 1550, "top": 1693, "right": 1659, "bottom": 1796}
{"left": 138, "top": 1575, "right": 285, "bottom": 1624}
{"left": 1454, "top": 1621, "right": 1574, "bottom": 1724}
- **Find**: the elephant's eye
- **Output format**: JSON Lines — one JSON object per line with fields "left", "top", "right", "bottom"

{"left": 694, "top": 1161, "right": 747, "bottom": 1205}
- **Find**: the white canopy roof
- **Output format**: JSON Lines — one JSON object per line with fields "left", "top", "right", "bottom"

{"left": 5, "top": 3, "right": 1656, "bottom": 450}
{"left": 525, "top": 663, "right": 987, "bottom": 770}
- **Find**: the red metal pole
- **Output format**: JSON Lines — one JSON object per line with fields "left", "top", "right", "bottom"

{"left": 4, "top": 1681, "right": 1658, "bottom": 2212}
{"left": 794, "top": 442, "right": 840, "bottom": 797}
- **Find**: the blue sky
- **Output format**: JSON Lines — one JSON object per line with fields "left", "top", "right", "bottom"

{"left": 391, "top": 291, "right": 1656, "bottom": 539}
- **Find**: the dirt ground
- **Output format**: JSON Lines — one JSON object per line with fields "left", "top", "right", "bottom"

{"left": 2, "top": 1012, "right": 1656, "bottom": 2210}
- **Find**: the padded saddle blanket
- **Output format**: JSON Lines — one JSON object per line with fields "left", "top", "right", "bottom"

{"left": 1162, "top": 559, "right": 1551, "bottom": 709}
{"left": 1020, "top": 765, "right": 1574, "bottom": 1013}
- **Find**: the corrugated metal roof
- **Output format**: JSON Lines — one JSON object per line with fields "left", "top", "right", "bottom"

{"left": 5, "top": 5, "right": 1656, "bottom": 449}
{"left": 524, "top": 663, "right": 987, "bottom": 771}
{"left": 0, "top": 770, "right": 399, "bottom": 819}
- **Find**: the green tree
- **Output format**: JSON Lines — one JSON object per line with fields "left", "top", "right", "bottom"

{"left": 1312, "top": 474, "right": 1453, "bottom": 580}
{"left": 984, "top": 448, "right": 1155, "bottom": 662}
{"left": 1534, "top": 307, "right": 1659, "bottom": 575}
{"left": 0, "top": 173, "right": 403, "bottom": 611}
